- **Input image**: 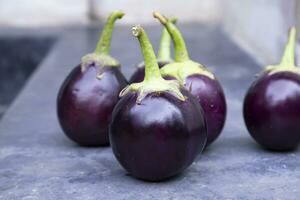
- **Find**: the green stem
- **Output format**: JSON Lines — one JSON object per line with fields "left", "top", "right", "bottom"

{"left": 95, "top": 10, "right": 124, "bottom": 55}
{"left": 157, "top": 28, "right": 172, "bottom": 61}
{"left": 132, "top": 25, "right": 164, "bottom": 82}
{"left": 157, "top": 17, "right": 177, "bottom": 61}
{"left": 279, "top": 26, "right": 296, "bottom": 68}
{"left": 153, "top": 12, "right": 190, "bottom": 62}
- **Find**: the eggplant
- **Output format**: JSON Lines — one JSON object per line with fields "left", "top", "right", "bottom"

{"left": 57, "top": 11, "right": 127, "bottom": 146}
{"left": 153, "top": 12, "right": 226, "bottom": 147}
{"left": 109, "top": 25, "right": 207, "bottom": 181}
{"left": 129, "top": 18, "right": 177, "bottom": 83}
{"left": 244, "top": 27, "right": 300, "bottom": 151}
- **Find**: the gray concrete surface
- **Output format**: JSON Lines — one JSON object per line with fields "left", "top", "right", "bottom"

{"left": 0, "top": 24, "right": 299, "bottom": 199}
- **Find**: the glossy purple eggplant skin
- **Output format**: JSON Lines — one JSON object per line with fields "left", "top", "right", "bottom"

{"left": 244, "top": 71, "right": 300, "bottom": 151}
{"left": 129, "top": 61, "right": 169, "bottom": 83}
{"left": 57, "top": 64, "right": 127, "bottom": 146}
{"left": 109, "top": 89, "right": 207, "bottom": 181}
{"left": 165, "top": 74, "right": 226, "bottom": 147}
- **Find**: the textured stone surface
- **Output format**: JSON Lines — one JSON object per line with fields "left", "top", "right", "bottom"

{"left": 0, "top": 24, "right": 299, "bottom": 199}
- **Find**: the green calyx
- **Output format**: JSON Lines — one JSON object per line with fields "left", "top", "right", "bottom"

{"left": 120, "top": 25, "right": 186, "bottom": 104}
{"left": 153, "top": 11, "right": 215, "bottom": 82}
{"left": 265, "top": 26, "right": 300, "bottom": 75}
{"left": 160, "top": 60, "right": 214, "bottom": 82}
{"left": 81, "top": 10, "right": 124, "bottom": 74}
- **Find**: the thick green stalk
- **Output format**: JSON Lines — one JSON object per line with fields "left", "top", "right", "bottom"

{"left": 157, "top": 28, "right": 172, "bottom": 61}
{"left": 264, "top": 26, "right": 300, "bottom": 75}
{"left": 157, "top": 17, "right": 177, "bottom": 61}
{"left": 153, "top": 12, "right": 189, "bottom": 62}
{"left": 81, "top": 11, "right": 124, "bottom": 71}
{"left": 95, "top": 10, "right": 124, "bottom": 55}
{"left": 132, "top": 26, "right": 164, "bottom": 82}
{"left": 279, "top": 26, "right": 296, "bottom": 69}
{"left": 119, "top": 25, "right": 185, "bottom": 102}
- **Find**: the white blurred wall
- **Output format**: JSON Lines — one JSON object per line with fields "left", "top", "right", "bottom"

{"left": 0, "top": 0, "right": 299, "bottom": 65}
{"left": 0, "top": 0, "right": 220, "bottom": 26}
{"left": 89, "top": 0, "right": 220, "bottom": 24}
{"left": 0, "top": 0, "right": 89, "bottom": 26}
{"left": 222, "top": 0, "right": 300, "bottom": 65}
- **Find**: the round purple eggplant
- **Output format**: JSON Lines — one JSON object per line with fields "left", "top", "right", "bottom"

{"left": 244, "top": 27, "right": 300, "bottom": 151}
{"left": 153, "top": 12, "right": 226, "bottom": 147}
{"left": 129, "top": 18, "right": 177, "bottom": 83}
{"left": 57, "top": 11, "right": 127, "bottom": 146}
{"left": 109, "top": 25, "right": 207, "bottom": 181}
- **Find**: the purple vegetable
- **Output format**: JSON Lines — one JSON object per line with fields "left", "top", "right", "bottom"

{"left": 57, "top": 11, "right": 127, "bottom": 146}
{"left": 109, "top": 25, "right": 207, "bottom": 181}
{"left": 244, "top": 27, "right": 300, "bottom": 151}
{"left": 153, "top": 12, "right": 226, "bottom": 147}
{"left": 129, "top": 18, "right": 177, "bottom": 83}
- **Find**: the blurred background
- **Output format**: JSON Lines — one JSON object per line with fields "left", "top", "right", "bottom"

{"left": 0, "top": 0, "right": 299, "bottom": 117}
{"left": 1, "top": 0, "right": 299, "bottom": 63}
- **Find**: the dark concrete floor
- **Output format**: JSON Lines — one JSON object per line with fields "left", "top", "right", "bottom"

{"left": 0, "top": 24, "right": 299, "bottom": 199}
{"left": 0, "top": 37, "right": 54, "bottom": 117}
